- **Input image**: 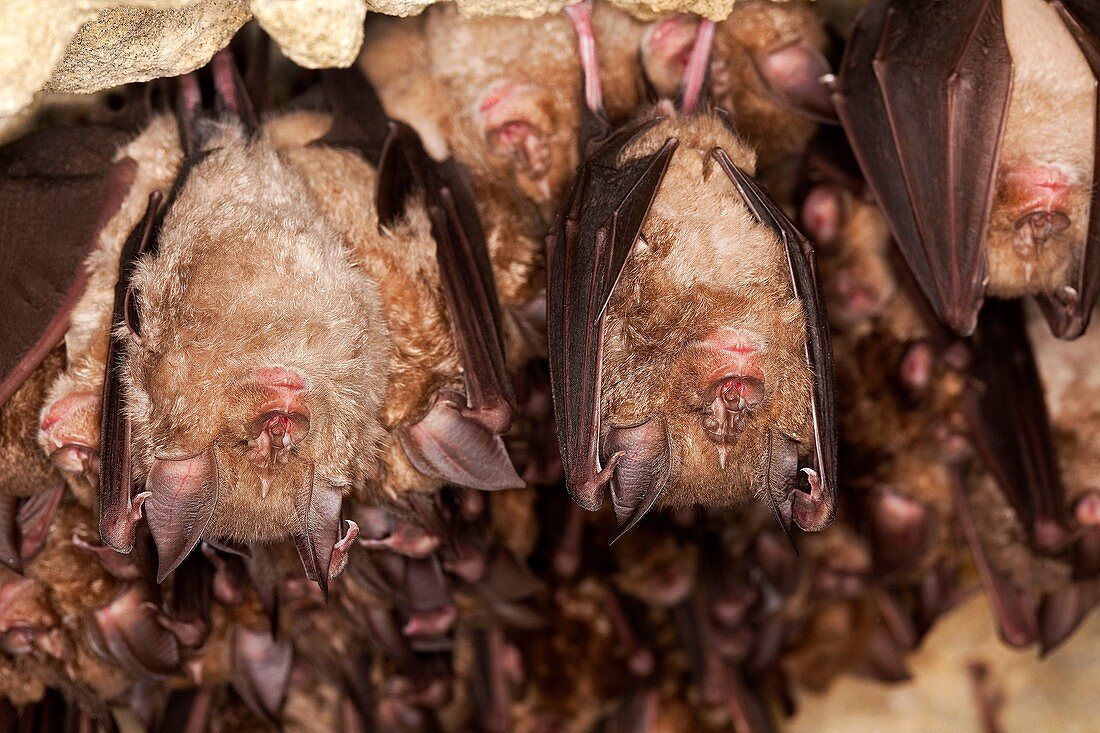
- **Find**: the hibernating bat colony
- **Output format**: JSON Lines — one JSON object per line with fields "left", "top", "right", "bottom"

{"left": 0, "top": 0, "right": 1098, "bottom": 729}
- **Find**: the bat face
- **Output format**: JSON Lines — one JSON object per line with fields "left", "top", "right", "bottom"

{"left": 640, "top": 0, "right": 831, "bottom": 168}
{"left": 600, "top": 114, "right": 815, "bottom": 509}
{"left": 124, "top": 122, "right": 389, "bottom": 548}
{"left": 987, "top": 0, "right": 1095, "bottom": 299}
{"left": 802, "top": 186, "right": 896, "bottom": 329}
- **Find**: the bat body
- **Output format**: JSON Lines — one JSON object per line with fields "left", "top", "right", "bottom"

{"left": 598, "top": 115, "right": 816, "bottom": 515}
{"left": 835, "top": 0, "right": 1100, "bottom": 338}
{"left": 120, "top": 114, "right": 389, "bottom": 583}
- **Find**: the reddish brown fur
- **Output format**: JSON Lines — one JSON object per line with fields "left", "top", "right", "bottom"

{"left": 602, "top": 113, "right": 813, "bottom": 509}
{"left": 1, "top": 348, "right": 64, "bottom": 500}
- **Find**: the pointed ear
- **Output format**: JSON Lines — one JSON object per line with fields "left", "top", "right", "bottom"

{"left": 398, "top": 392, "right": 524, "bottom": 492}
{"left": 291, "top": 465, "right": 347, "bottom": 599}
{"left": 750, "top": 40, "right": 838, "bottom": 124}
{"left": 145, "top": 447, "right": 219, "bottom": 583}
{"left": 603, "top": 417, "right": 672, "bottom": 543}
{"left": 230, "top": 627, "right": 293, "bottom": 728}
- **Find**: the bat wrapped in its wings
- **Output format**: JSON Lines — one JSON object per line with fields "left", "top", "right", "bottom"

{"left": 548, "top": 7, "right": 837, "bottom": 541}
{"left": 834, "top": 0, "right": 1100, "bottom": 339}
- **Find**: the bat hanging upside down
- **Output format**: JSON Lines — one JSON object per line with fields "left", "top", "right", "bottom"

{"left": 35, "top": 55, "right": 521, "bottom": 590}
{"left": 835, "top": 0, "right": 1099, "bottom": 339}
{"left": 548, "top": 7, "right": 837, "bottom": 541}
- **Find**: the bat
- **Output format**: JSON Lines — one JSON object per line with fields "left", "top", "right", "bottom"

{"left": 548, "top": 7, "right": 836, "bottom": 541}
{"left": 39, "top": 48, "right": 521, "bottom": 593}
{"left": 834, "top": 0, "right": 1100, "bottom": 339}
{"left": 638, "top": 0, "right": 835, "bottom": 173}
{"left": 358, "top": 3, "right": 648, "bottom": 370}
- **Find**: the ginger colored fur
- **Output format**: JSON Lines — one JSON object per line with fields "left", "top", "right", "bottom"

{"left": 603, "top": 113, "right": 814, "bottom": 508}
{"left": 988, "top": 0, "right": 1096, "bottom": 297}
{"left": 124, "top": 118, "right": 390, "bottom": 542}
{"left": 359, "top": 1, "right": 645, "bottom": 308}
{"left": 271, "top": 111, "right": 470, "bottom": 496}
{"left": 1, "top": 348, "right": 63, "bottom": 499}
{"left": 38, "top": 116, "right": 183, "bottom": 497}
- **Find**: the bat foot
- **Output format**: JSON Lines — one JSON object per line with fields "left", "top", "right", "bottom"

{"left": 790, "top": 469, "right": 834, "bottom": 531}
{"left": 564, "top": 1, "right": 604, "bottom": 116}
{"left": 361, "top": 521, "right": 440, "bottom": 558}
{"left": 327, "top": 520, "right": 359, "bottom": 580}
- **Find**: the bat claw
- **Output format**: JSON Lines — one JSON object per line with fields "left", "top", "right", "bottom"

{"left": 568, "top": 451, "right": 620, "bottom": 512}
{"left": 327, "top": 520, "right": 359, "bottom": 580}
{"left": 791, "top": 469, "right": 833, "bottom": 531}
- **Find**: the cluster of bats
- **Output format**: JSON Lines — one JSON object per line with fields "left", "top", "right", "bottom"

{"left": 0, "top": 0, "right": 1098, "bottom": 730}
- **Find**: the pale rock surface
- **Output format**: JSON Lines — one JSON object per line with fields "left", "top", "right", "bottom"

{"left": 789, "top": 594, "right": 1100, "bottom": 733}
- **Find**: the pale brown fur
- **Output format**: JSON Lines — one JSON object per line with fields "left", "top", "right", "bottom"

{"left": 124, "top": 117, "right": 390, "bottom": 542}
{"left": 271, "top": 110, "right": 470, "bottom": 496}
{"left": 988, "top": 0, "right": 1096, "bottom": 298}
{"left": 603, "top": 113, "right": 814, "bottom": 508}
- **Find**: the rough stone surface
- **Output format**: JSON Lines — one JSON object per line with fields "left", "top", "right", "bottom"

{"left": 46, "top": 0, "right": 251, "bottom": 95}
{"left": 252, "top": 0, "right": 368, "bottom": 68}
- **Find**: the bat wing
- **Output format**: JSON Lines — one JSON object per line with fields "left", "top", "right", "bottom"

{"left": 963, "top": 299, "right": 1069, "bottom": 552}
{"left": 834, "top": 0, "right": 1012, "bottom": 337}
{"left": 99, "top": 192, "right": 164, "bottom": 557}
{"left": 1037, "top": 2, "right": 1100, "bottom": 338}
{"left": 0, "top": 127, "right": 136, "bottom": 408}
{"left": 320, "top": 66, "right": 520, "bottom": 477}
{"left": 712, "top": 149, "right": 837, "bottom": 532}
{"left": 547, "top": 119, "right": 678, "bottom": 516}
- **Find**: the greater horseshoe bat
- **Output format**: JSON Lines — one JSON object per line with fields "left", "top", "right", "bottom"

{"left": 549, "top": 9, "right": 836, "bottom": 540}
{"left": 358, "top": 2, "right": 646, "bottom": 366}
{"left": 93, "top": 56, "right": 518, "bottom": 588}
{"left": 834, "top": 0, "right": 1100, "bottom": 338}
{"left": 639, "top": 0, "right": 835, "bottom": 172}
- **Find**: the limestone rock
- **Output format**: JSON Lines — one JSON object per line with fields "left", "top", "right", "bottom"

{"left": 251, "top": 0, "right": 368, "bottom": 68}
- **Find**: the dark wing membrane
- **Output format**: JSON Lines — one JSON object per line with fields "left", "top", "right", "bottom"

{"left": 963, "top": 298, "right": 1070, "bottom": 552}
{"left": 316, "top": 67, "right": 393, "bottom": 165}
{"left": 0, "top": 128, "right": 135, "bottom": 407}
{"left": 548, "top": 123, "right": 677, "bottom": 511}
{"left": 426, "top": 159, "right": 517, "bottom": 432}
{"left": 321, "top": 67, "right": 518, "bottom": 433}
{"left": 1038, "top": 1, "right": 1100, "bottom": 338}
{"left": 834, "top": 0, "right": 1012, "bottom": 336}
{"left": 99, "top": 192, "right": 163, "bottom": 554}
{"left": 711, "top": 149, "right": 837, "bottom": 532}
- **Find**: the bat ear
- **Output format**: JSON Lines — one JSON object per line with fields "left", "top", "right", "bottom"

{"left": 603, "top": 417, "right": 671, "bottom": 543}
{"left": 292, "top": 466, "right": 358, "bottom": 599}
{"left": 90, "top": 586, "right": 181, "bottom": 676}
{"left": 398, "top": 390, "right": 524, "bottom": 492}
{"left": 230, "top": 627, "right": 293, "bottom": 728}
{"left": 145, "top": 448, "right": 219, "bottom": 583}
{"left": 750, "top": 40, "right": 838, "bottom": 124}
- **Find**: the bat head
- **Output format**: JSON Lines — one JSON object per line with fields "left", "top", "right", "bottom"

{"left": 123, "top": 122, "right": 389, "bottom": 577}
{"left": 801, "top": 185, "right": 896, "bottom": 328}
{"left": 601, "top": 115, "right": 816, "bottom": 515}
{"left": 469, "top": 80, "right": 578, "bottom": 210}
{"left": 639, "top": 0, "right": 832, "bottom": 165}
